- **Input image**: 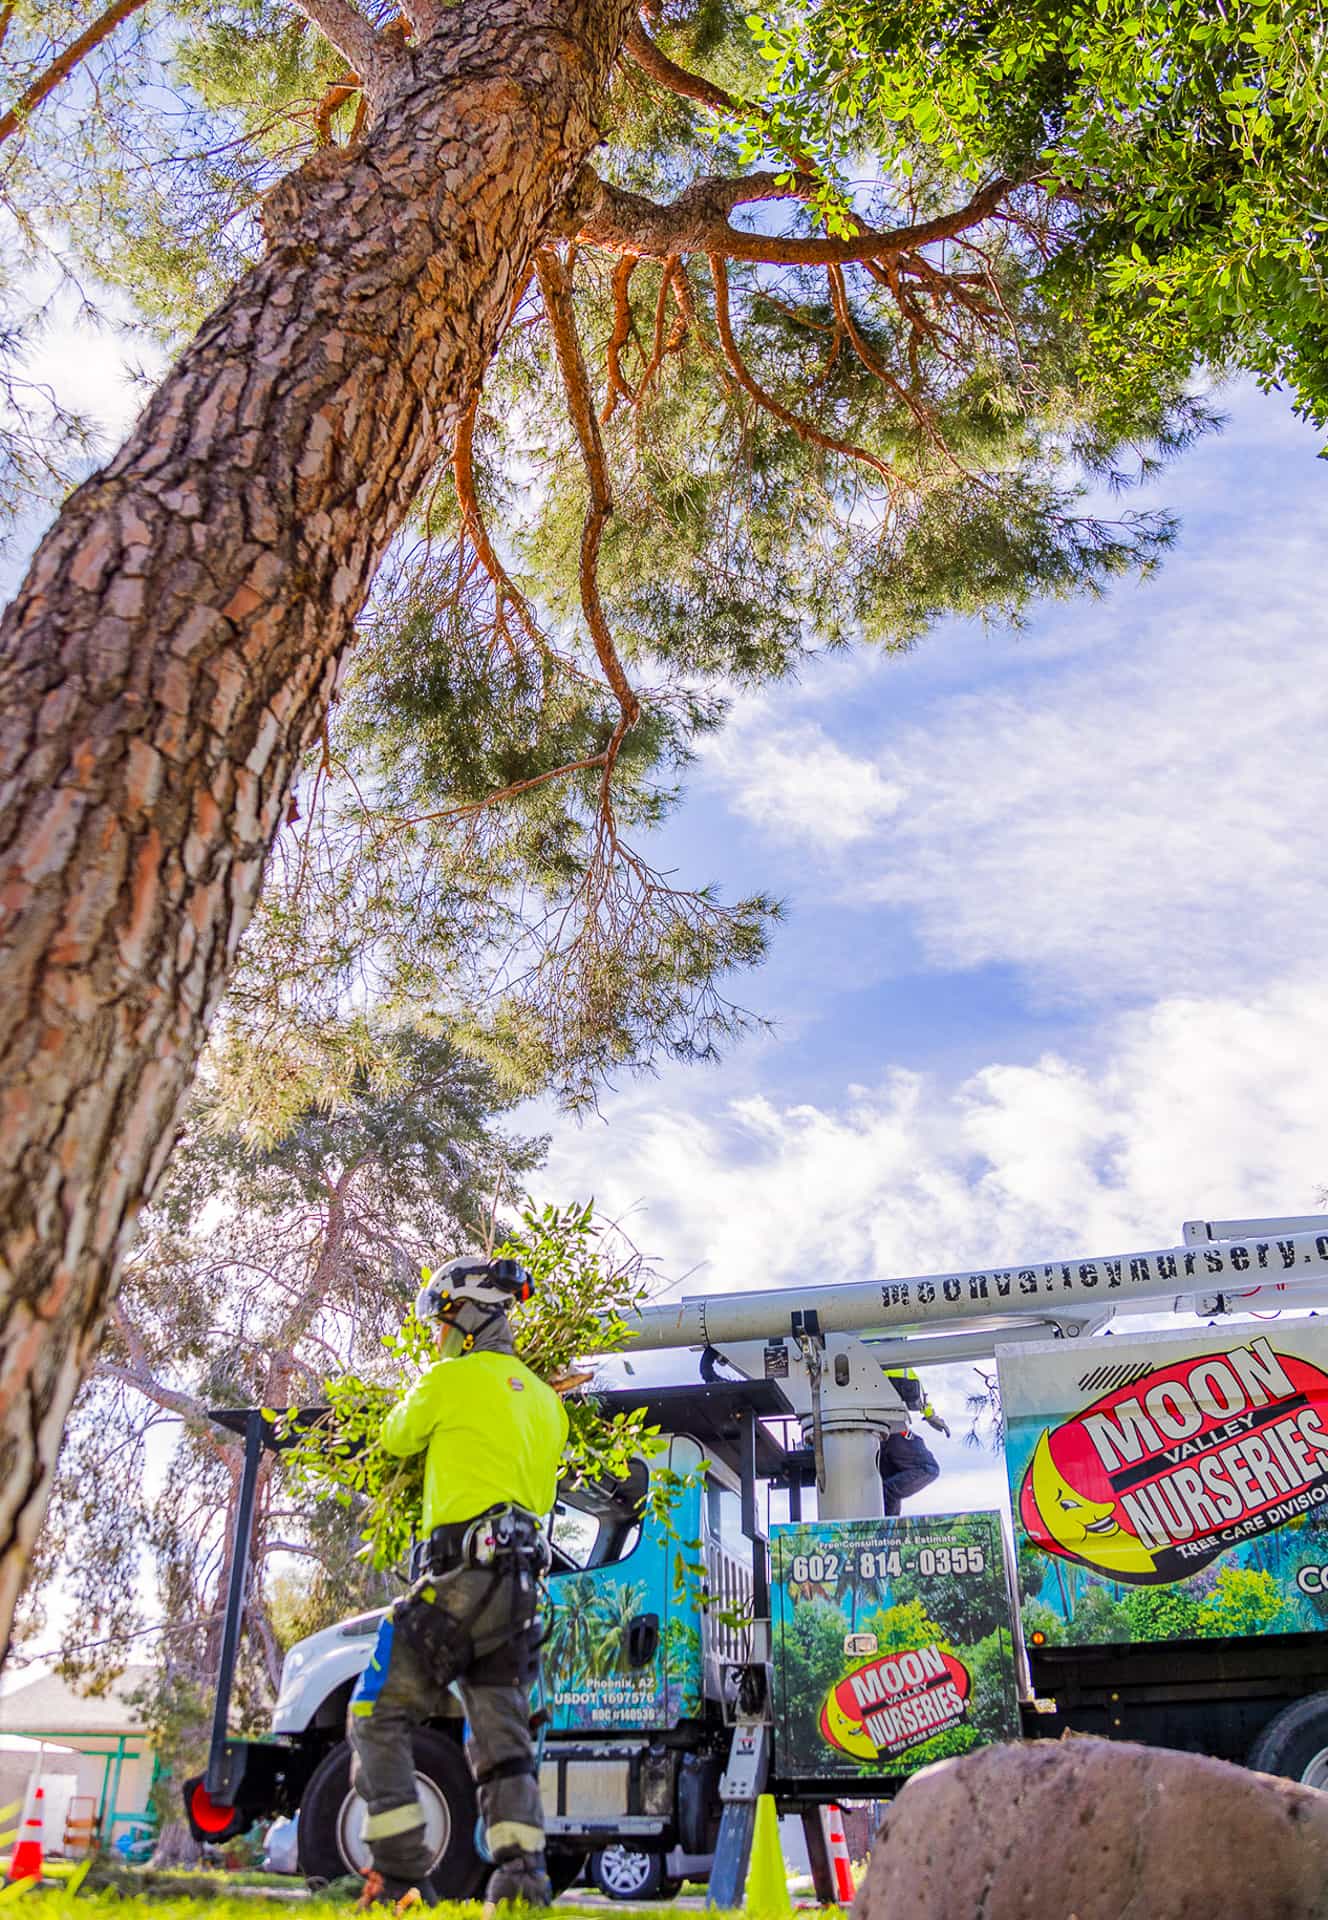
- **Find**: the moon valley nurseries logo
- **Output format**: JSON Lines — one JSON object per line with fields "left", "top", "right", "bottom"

{"left": 1020, "top": 1337, "right": 1328, "bottom": 1585}
{"left": 820, "top": 1645, "right": 970, "bottom": 1761}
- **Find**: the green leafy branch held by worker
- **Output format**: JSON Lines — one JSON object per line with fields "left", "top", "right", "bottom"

{"left": 281, "top": 1200, "right": 662, "bottom": 1573}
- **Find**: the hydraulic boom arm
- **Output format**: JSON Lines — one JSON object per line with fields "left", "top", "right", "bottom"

{"left": 611, "top": 1218, "right": 1328, "bottom": 1355}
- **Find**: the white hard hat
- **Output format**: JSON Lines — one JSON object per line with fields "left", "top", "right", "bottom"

{"left": 414, "top": 1256, "right": 534, "bottom": 1321}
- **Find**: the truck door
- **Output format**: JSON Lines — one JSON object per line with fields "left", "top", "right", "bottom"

{"left": 545, "top": 1443, "right": 703, "bottom": 1734}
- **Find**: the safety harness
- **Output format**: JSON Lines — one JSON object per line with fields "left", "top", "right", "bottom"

{"left": 391, "top": 1503, "right": 549, "bottom": 1689}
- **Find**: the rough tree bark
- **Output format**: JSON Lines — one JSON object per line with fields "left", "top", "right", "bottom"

{"left": 0, "top": 0, "right": 634, "bottom": 1662}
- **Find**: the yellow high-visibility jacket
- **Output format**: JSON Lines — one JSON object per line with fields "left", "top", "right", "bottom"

{"left": 380, "top": 1351, "right": 568, "bottom": 1531}
{"left": 884, "top": 1366, "right": 936, "bottom": 1419}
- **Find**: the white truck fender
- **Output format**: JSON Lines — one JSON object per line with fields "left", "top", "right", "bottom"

{"left": 271, "top": 1611, "right": 384, "bottom": 1735}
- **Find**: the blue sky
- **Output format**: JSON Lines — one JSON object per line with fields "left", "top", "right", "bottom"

{"left": 19, "top": 305, "right": 1328, "bottom": 1517}
{"left": 539, "top": 382, "right": 1328, "bottom": 1262}
{"left": 530, "top": 381, "right": 1328, "bottom": 1507}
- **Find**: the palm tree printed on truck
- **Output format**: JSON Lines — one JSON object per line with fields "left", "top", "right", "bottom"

{"left": 545, "top": 1578, "right": 653, "bottom": 1687}
{"left": 664, "top": 1613, "right": 703, "bottom": 1721}
{"left": 544, "top": 1582, "right": 598, "bottom": 1689}
{"left": 586, "top": 1582, "right": 652, "bottom": 1679}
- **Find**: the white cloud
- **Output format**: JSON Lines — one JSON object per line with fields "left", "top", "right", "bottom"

{"left": 541, "top": 972, "right": 1328, "bottom": 1303}
{"left": 700, "top": 492, "right": 1328, "bottom": 1006}
{"left": 543, "top": 973, "right": 1328, "bottom": 1510}
{"left": 25, "top": 283, "right": 157, "bottom": 445}
{"left": 707, "top": 714, "right": 905, "bottom": 846}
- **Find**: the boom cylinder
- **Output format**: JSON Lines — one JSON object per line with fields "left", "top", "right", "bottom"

{"left": 612, "top": 1227, "right": 1328, "bottom": 1353}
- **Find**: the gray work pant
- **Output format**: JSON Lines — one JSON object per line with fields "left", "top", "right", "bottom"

{"left": 346, "top": 1561, "right": 544, "bottom": 1885}
{"left": 879, "top": 1430, "right": 940, "bottom": 1515}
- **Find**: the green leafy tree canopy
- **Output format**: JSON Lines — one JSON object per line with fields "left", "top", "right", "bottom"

{"left": 736, "top": 0, "right": 1328, "bottom": 433}
{"left": 1, "top": 0, "right": 1242, "bottom": 1138}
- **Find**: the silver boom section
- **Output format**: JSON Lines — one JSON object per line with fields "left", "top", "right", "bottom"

{"left": 613, "top": 1221, "right": 1328, "bottom": 1354}
{"left": 603, "top": 1218, "right": 1328, "bottom": 1520}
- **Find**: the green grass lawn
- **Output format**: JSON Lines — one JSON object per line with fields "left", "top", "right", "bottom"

{"left": 3, "top": 1863, "right": 842, "bottom": 1919}
{"left": 8, "top": 1900, "right": 740, "bottom": 1920}
{"left": 0, "top": 1881, "right": 850, "bottom": 1920}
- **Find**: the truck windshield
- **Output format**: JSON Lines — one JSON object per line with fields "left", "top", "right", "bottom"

{"left": 550, "top": 1504, "right": 599, "bottom": 1568}
{"left": 550, "top": 1459, "right": 648, "bottom": 1570}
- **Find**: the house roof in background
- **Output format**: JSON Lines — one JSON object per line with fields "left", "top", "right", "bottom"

{"left": 0, "top": 1668, "right": 150, "bottom": 1738}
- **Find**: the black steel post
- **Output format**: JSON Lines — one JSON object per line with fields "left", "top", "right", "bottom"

{"left": 207, "top": 1410, "right": 264, "bottom": 1794}
{"left": 802, "top": 1806, "right": 836, "bottom": 1906}
{"left": 706, "top": 1725, "right": 770, "bottom": 1910}
{"left": 740, "top": 1411, "right": 770, "bottom": 1628}
{"left": 708, "top": 1801, "right": 757, "bottom": 1909}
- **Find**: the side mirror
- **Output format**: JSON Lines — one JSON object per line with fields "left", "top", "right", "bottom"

{"left": 626, "top": 1613, "right": 660, "bottom": 1668}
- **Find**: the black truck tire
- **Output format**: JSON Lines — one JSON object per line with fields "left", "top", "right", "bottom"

{"left": 1247, "top": 1692, "right": 1328, "bottom": 1789}
{"left": 297, "top": 1729, "right": 486, "bottom": 1897}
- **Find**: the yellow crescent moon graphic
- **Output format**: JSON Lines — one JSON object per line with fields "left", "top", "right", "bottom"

{"left": 1030, "top": 1428, "right": 1159, "bottom": 1578}
{"left": 820, "top": 1687, "right": 878, "bottom": 1760}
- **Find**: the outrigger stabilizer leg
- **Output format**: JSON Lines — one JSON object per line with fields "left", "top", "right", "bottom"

{"left": 706, "top": 1720, "right": 770, "bottom": 1909}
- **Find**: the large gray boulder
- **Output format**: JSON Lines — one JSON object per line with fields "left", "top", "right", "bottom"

{"left": 851, "top": 1737, "right": 1328, "bottom": 1920}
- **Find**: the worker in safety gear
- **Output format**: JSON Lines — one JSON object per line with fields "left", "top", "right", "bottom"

{"left": 879, "top": 1367, "right": 950, "bottom": 1516}
{"left": 346, "top": 1257, "right": 569, "bottom": 1910}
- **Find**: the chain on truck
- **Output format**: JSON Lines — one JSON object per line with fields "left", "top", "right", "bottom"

{"left": 183, "top": 1212, "right": 1328, "bottom": 1905}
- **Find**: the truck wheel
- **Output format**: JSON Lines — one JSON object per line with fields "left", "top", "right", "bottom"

{"left": 297, "top": 1730, "right": 486, "bottom": 1898}
{"left": 591, "top": 1845, "right": 682, "bottom": 1901}
{"left": 1247, "top": 1693, "right": 1328, "bottom": 1788}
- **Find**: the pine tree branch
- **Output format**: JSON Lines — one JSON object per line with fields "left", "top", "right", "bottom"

{"left": 621, "top": 24, "right": 985, "bottom": 299}
{"left": 308, "top": 12, "right": 412, "bottom": 138}
{"left": 622, "top": 20, "right": 818, "bottom": 176}
{"left": 668, "top": 258, "right": 738, "bottom": 395}
{"left": 631, "top": 255, "right": 685, "bottom": 407}
{"left": 0, "top": 0, "right": 149, "bottom": 150}
{"left": 535, "top": 247, "right": 644, "bottom": 849}
{"left": 313, "top": 73, "right": 361, "bottom": 145}
{"left": 568, "top": 168, "right": 1016, "bottom": 266}
{"left": 534, "top": 250, "right": 640, "bottom": 736}
{"left": 622, "top": 19, "right": 735, "bottom": 117}
{"left": 268, "top": 1179, "right": 350, "bottom": 1364}
{"left": 624, "top": 9, "right": 957, "bottom": 330}
{"left": 95, "top": 1355, "right": 207, "bottom": 1427}
{"left": 292, "top": 0, "right": 387, "bottom": 86}
{"left": 385, "top": 753, "right": 614, "bottom": 832}
{"left": 708, "top": 253, "right": 896, "bottom": 488}
{"left": 453, "top": 386, "right": 551, "bottom": 662}
{"left": 826, "top": 263, "right": 959, "bottom": 467}
{"left": 622, "top": 21, "right": 916, "bottom": 298}
{"left": 602, "top": 253, "right": 640, "bottom": 421}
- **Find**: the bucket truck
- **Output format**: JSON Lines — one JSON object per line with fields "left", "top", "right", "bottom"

{"left": 184, "top": 1215, "right": 1328, "bottom": 1904}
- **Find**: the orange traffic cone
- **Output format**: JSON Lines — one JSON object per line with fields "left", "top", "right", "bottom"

{"left": 6, "top": 1786, "right": 46, "bottom": 1884}
{"left": 824, "top": 1803, "right": 854, "bottom": 1906}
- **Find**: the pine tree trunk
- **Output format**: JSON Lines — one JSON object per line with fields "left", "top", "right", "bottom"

{"left": 0, "top": 0, "right": 632, "bottom": 1662}
{"left": 150, "top": 1821, "right": 203, "bottom": 1871}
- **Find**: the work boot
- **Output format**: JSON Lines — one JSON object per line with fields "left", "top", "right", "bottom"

{"left": 371, "top": 1829, "right": 437, "bottom": 1892}
{"left": 355, "top": 1868, "right": 440, "bottom": 1910}
{"left": 483, "top": 1847, "right": 552, "bottom": 1910}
